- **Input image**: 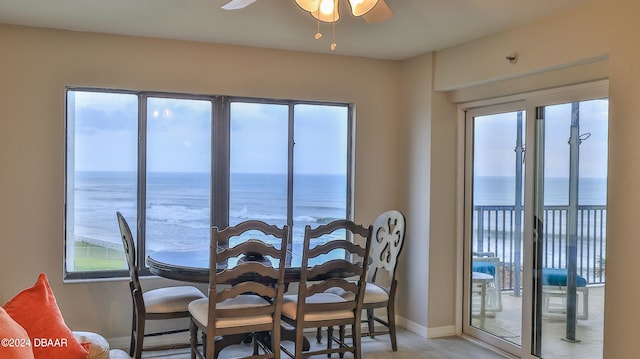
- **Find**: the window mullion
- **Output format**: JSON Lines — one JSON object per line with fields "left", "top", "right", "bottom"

{"left": 137, "top": 94, "right": 148, "bottom": 271}
{"left": 287, "top": 104, "right": 295, "bottom": 265}
{"left": 214, "top": 96, "right": 230, "bottom": 246}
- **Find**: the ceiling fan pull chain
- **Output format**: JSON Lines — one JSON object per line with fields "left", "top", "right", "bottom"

{"left": 315, "top": 19, "right": 323, "bottom": 40}
{"left": 331, "top": 22, "right": 337, "bottom": 50}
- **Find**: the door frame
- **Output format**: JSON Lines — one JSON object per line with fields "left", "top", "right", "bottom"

{"left": 457, "top": 80, "right": 609, "bottom": 358}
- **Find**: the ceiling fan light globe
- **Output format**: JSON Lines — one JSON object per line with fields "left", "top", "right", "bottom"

{"left": 348, "top": 0, "right": 379, "bottom": 16}
{"left": 295, "top": 0, "right": 321, "bottom": 13}
{"left": 319, "top": 0, "right": 335, "bottom": 15}
{"left": 311, "top": 0, "right": 339, "bottom": 23}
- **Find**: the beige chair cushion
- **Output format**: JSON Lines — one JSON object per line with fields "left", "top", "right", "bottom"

{"left": 72, "top": 331, "right": 110, "bottom": 359}
{"left": 281, "top": 293, "right": 354, "bottom": 321}
{"left": 143, "top": 286, "right": 205, "bottom": 313}
{"left": 188, "top": 295, "right": 273, "bottom": 328}
{"left": 326, "top": 282, "right": 389, "bottom": 304}
{"left": 72, "top": 331, "right": 131, "bottom": 359}
{"left": 108, "top": 349, "right": 131, "bottom": 359}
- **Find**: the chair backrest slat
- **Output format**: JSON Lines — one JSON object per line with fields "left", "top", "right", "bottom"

{"left": 216, "top": 262, "right": 281, "bottom": 283}
{"left": 298, "top": 219, "right": 372, "bottom": 317}
{"left": 368, "top": 210, "right": 406, "bottom": 288}
{"left": 219, "top": 239, "right": 283, "bottom": 260}
{"left": 307, "top": 239, "right": 367, "bottom": 258}
{"left": 217, "top": 281, "right": 277, "bottom": 301}
{"left": 307, "top": 260, "right": 362, "bottom": 281}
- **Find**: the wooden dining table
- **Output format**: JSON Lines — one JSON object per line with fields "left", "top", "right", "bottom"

{"left": 146, "top": 248, "right": 345, "bottom": 284}
{"left": 147, "top": 248, "right": 220, "bottom": 283}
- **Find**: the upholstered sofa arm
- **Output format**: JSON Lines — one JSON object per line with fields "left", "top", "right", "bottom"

{"left": 72, "top": 331, "right": 130, "bottom": 359}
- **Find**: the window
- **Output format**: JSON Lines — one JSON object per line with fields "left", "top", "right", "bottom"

{"left": 65, "top": 89, "right": 353, "bottom": 279}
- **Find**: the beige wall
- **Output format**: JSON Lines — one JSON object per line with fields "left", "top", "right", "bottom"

{"left": 0, "top": 24, "right": 403, "bottom": 339}
{"left": 433, "top": 1, "right": 610, "bottom": 92}
{"left": 601, "top": 0, "right": 640, "bottom": 355}
{"left": 396, "top": 52, "right": 433, "bottom": 335}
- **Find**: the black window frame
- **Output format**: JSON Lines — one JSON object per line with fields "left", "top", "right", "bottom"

{"left": 64, "top": 88, "right": 354, "bottom": 281}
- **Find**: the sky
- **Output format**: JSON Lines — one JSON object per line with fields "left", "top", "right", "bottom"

{"left": 473, "top": 98, "right": 609, "bottom": 179}
{"left": 69, "top": 90, "right": 608, "bottom": 179}
{"left": 69, "top": 90, "right": 348, "bottom": 175}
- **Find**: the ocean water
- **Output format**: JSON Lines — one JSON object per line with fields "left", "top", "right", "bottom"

{"left": 71, "top": 171, "right": 347, "bottom": 255}
{"left": 473, "top": 176, "right": 607, "bottom": 206}
{"left": 72, "top": 173, "right": 607, "bottom": 265}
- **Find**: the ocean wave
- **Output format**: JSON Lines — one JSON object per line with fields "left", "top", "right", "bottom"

{"left": 230, "top": 207, "right": 339, "bottom": 224}
{"left": 300, "top": 216, "right": 340, "bottom": 224}
{"left": 146, "top": 203, "right": 210, "bottom": 229}
{"left": 230, "top": 209, "right": 287, "bottom": 222}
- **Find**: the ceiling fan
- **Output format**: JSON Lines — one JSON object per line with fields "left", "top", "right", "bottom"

{"left": 221, "top": 0, "right": 394, "bottom": 24}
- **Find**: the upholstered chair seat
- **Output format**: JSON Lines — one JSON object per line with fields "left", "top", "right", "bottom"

{"left": 143, "top": 286, "right": 206, "bottom": 313}
{"left": 281, "top": 293, "right": 352, "bottom": 321}
{"left": 328, "top": 282, "right": 389, "bottom": 304}
{"left": 188, "top": 295, "right": 273, "bottom": 328}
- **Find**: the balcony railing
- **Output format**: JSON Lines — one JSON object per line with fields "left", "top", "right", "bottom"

{"left": 473, "top": 205, "right": 606, "bottom": 291}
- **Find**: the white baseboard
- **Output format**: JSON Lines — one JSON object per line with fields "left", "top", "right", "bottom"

{"left": 396, "top": 315, "right": 427, "bottom": 337}
{"left": 396, "top": 315, "right": 456, "bottom": 339}
{"left": 425, "top": 325, "right": 456, "bottom": 338}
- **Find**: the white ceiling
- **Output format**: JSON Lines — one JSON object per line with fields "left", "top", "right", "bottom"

{"left": 0, "top": 0, "right": 593, "bottom": 60}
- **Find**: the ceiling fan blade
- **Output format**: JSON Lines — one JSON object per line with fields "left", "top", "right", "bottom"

{"left": 221, "top": 0, "right": 258, "bottom": 10}
{"left": 362, "top": 0, "right": 394, "bottom": 24}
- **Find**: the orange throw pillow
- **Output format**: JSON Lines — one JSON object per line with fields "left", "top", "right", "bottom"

{"left": 3, "top": 273, "right": 90, "bottom": 359}
{"left": 0, "top": 306, "right": 35, "bottom": 359}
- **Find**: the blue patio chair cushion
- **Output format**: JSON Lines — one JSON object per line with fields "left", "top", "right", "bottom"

{"left": 472, "top": 261, "right": 496, "bottom": 276}
{"left": 542, "top": 268, "right": 587, "bottom": 287}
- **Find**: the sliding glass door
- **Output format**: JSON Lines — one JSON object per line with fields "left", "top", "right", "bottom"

{"left": 463, "top": 83, "right": 608, "bottom": 358}
{"left": 464, "top": 105, "right": 525, "bottom": 355}
{"left": 531, "top": 98, "right": 608, "bottom": 358}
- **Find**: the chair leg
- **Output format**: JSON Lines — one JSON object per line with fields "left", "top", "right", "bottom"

{"left": 189, "top": 320, "right": 197, "bottom": 359}
{"left": 366, "top": 309, "right": 375, "bottom": 338}
{"left": 326, "top": 326, "right": 333, "bottom": 357}
{"left": 388, "top": 303, "right": 398, "bottom": 351}
{"left": 201, "top": 332, "right": 207, "bottom": 358}
{"left": 129, "top": 311, "right": 137, "bottom": 357}
{"left": 134, "top": 313, "right": 145, "bottom": 359}
{"left": 273, "top": 327, "right": 282, "bottom": 359}
{"left": 339, "top": 325, "right": 346, "bottom": 359}
{"left": 316, "top": 327, "right": 323, "bottom": 343}
{"left": 295, "top": 326, "right": 305, "bottom": 359}
{"left": 253, "top": 333, "right": 259, "bottom": 356}
{"left": 351, "top": 323, "right": 362, "bottom": 359}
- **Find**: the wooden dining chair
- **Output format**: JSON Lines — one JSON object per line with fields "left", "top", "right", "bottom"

{"left": 116, "top": 212, "right": 206, "bottom": 359}
{"left": 318, "top": 210, "right": 406, "bottom": 351}
{"left": 188, "top": 220, "right": 289, "bottom": 359}
{"left": 280, "top": 220, "right": 372, "bottom": 359}
{"left": 359, "top": 210, "right": 406, "bottom": 350}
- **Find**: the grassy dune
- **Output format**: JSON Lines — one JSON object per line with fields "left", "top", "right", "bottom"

{"left": 74, "top": 241, "right": 126, "bottom": 271}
